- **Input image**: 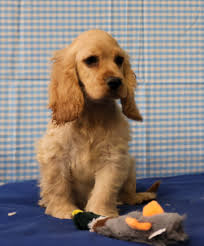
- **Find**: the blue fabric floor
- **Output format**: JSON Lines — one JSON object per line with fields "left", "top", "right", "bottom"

{"left": 0, "top": 174, "right": 204, "bottom": 246}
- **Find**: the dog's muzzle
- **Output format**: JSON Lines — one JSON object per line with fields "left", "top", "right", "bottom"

{"left": 106, "top": 77, "right": 122, "bottom": 90}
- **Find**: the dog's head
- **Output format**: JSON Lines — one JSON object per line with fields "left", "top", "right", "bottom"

{"left": 49, "top": 30, "right": 143, "bottom": 124}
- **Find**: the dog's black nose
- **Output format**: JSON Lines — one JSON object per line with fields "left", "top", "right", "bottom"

{"left": 106, "top": 77, "right": 122, "bottom": 90}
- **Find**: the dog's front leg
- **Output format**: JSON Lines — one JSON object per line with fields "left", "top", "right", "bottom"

{"left": 85, "top": 164, "right": 128, "bottom": 217}
{"left": 39, "top": 169, "right": 79, "bottom": 219}
{"left": 43, "top": 178, "right": 78, "bottom": 219}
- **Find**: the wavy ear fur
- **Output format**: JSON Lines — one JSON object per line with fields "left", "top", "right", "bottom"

{"left": 49, "top": 47, "right": 84, "bottom": 124}
{"left": 121, "top": 58, "right": 143, "bottom": 121}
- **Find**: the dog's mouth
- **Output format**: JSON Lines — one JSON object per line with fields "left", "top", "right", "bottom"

{"left": 107, "top": 91, "right": 122, "bottom": 100}
{"left": 109, "top": 85, "right": 127, "bottom": 99}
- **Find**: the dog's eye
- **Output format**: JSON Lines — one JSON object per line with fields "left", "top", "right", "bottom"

{"left": 114, "top": 55, "right": 124, "bottom": 67}
{"left": 84, "top": 56, "right": 99, "bottom": 66}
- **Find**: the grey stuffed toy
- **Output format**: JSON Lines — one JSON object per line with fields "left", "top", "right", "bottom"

{"left": 73, "top": 201, "right": 188, "bottom": 246}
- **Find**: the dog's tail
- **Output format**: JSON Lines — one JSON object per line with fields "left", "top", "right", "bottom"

{"left": 146, "top": 180, "right": 161, "bottom": 193}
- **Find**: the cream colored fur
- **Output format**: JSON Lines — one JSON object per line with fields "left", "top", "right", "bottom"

{"left": 36, "top": 30, "right": 156, "bottom": 219}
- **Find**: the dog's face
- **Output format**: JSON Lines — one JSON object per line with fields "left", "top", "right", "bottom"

{"left": 49, "top": 30, "right": 142, "bottom": 124}
{"left": 75, "top": 32, "right": 128, "bottom": 100}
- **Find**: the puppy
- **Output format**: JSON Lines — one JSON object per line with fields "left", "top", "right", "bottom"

{"left": 36, "top": 30, "right": 157, "bottom": 219}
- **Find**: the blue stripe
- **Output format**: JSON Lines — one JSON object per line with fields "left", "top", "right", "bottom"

{"left": 1, "top": 6, "right": 202, "bottom": 13}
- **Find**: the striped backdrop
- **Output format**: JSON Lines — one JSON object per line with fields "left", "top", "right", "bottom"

{"left": 0, "top": 0, "right": 204, "bottom": 183}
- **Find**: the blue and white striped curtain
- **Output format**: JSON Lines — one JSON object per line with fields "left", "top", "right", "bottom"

{"left": 0, "top": 0, "right": 203, "bottom": 183}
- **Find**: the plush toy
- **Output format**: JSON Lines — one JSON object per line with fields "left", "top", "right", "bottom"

{"left": 72, "top": 201, "right": 188, "bottom": 246}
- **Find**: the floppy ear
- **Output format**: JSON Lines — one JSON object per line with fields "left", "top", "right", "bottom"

{"left": 49, "top": 47, "right": 84, "bottom": 124}
{"left": 121, "top": 58, "right": 143, "bottom": 121}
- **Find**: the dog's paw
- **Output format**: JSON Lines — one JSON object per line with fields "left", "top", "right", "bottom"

{"left": 100, "top": 209, "right": 119, "bottom": 218}
{"left": 45, "top": 203, "right": 78, "bottom": 219}
{"left": 46, "top": 209, "right": 72, "bottom": 219}
{"left": 85, "top": 205, "right": 119, "bottom": 217}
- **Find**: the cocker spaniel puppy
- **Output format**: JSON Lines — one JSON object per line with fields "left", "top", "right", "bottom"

{"left": 37, "top": 30, "right": 158, "bottom": 219}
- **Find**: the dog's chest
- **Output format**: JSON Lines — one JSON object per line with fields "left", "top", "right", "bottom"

{"left": 63, "top": 118, "right": 129, "bottom": 183}
{"left": 69, "top": 134, "right": 104, "bottom": 180}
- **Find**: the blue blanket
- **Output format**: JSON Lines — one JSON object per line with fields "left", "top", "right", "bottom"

{"left": 1, "top": 174, "right": 204, "bottom": 246}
